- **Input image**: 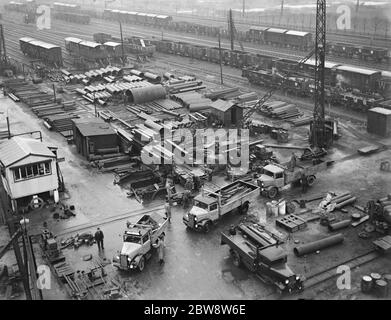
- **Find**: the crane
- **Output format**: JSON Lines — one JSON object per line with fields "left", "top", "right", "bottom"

{"left": 309, "top": 0, "right": 333, "bottom": 149}
{"left": 241, "top": 0, "right": 333, "bottom": 150}
{"left": 228, "top": 9, "right": 244, "bottom": 51}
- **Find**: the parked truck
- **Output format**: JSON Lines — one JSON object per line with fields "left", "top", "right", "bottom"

{"left": 221, "top": 223, "right": 304, "bottom": 294}
{"left": 257, "top": 160, "right": 333, "bottom": 199}
{"left": 183, "top": 180, "right": 259, "bottom": 232}
{"left": 113, "top": 212, "right": 168, "bottom": 271}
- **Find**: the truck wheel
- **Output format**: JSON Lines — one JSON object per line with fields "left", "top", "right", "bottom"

{"left": 204, "top": 222, "right": 211, "bottom": 233}
{"left": 231, "top": 250, "right": 242, "bottom": 267}
{"left": 268, "top": 187, "right": 278, "bottom": 199}
{"left": 240, "top": 202, "right": 249, "bottom": 214}
{"left": 138, "top": 256, "right": 145, "bottom": 272}
{"left": 307, "top": 175, "right": 316, "bottom": 186}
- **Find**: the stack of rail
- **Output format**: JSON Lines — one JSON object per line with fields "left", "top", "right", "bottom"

{"left": 171, "top": 92, "right": 212, "bottom": 112}
{"left": 166, "top": 80, "right": 205, "bottom": 94}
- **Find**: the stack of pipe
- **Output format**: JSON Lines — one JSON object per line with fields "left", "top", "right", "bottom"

{"left": 330, "top": 193, "right": 357, "bottom": 211}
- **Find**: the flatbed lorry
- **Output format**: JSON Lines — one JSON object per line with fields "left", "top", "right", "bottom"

{"left": 257, "top": 159, "right": 333, "bottom": 199}
{"left": 113, "top": 212, "right": 168, "bottom": 271}
{"left": 221, "top": 223, "right": 304, "bottom": 294}
{"left": 183, "top": 180, "right": 259, "bottom": 232}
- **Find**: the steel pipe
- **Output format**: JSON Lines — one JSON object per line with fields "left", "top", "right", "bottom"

{"left": 328, "top": 219, "right": 351, "bottom": 232}
{"left": 294, "top": 234, "right": 344, "bottom": 257}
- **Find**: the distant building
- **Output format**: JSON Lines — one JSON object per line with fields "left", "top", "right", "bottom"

{"left": 0, "top": 137, "right": 60, "bottom": 211}
{"left": 72, "top": 118, "right": 119, "bottom": 160}
{"left": 210, "top": 99, "right": 243, "bottom": 127}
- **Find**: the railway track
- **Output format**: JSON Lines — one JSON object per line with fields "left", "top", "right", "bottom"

{"left": 0, "top": 13, "right": 367, "bottom": 124}
{"left": 2, "top": 11, "right": 390, "bottom": 72}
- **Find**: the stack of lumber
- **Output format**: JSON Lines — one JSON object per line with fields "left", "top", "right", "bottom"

{"left": 217, "top": 183, "right": 253, "bottom": 205}
{"left": 260, "top": 101, "right": 302, "bottom": 119}
{"left": 44, "top": 114, "right": 79, "bottom": 135}
{"left": 166, "top": 80, "right": 204, "bottom": 94}
{"left": 288, "top": 116, "right": 313, "bottom": 127}
{"left": 205, "top": 87, "right": 240, "bottom": 100}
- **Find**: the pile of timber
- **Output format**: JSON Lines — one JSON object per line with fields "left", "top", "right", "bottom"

{"left": 217, "top": 183, "right": 253, "bottom": 205}
{"left": 92, "top": 155, "right": 139, "bottom": 173}
{"left": 166, "top": 80, "right": 204, "bottom": 94}
{"left": 235, "top": 92, "right": 258, "bottom": 103}
{"left": 288, "top": 116, "right": 313, "bottom": 127}
{"left": 205, "top": 87, "right": 240, "bottom": 100}
{"left": 44, "top": 114, "right": 79, "bottom": 135}
{"left": 260, "top": 101, "right": 302, "bottom": 119}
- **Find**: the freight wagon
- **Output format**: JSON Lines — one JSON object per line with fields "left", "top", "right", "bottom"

{"left": 19, "top": 37, "right": 63, "bottom": 66}
{"left": 54, "top": 12, "right": 90, "bottom": 24}
{"left": 4, "top": 1, "right": 27, "bottom": 12}
{"left": 65, "top": 37, "right": 106, "bottom": 61}
{"left": 53, "top": 2, "right": 80, "bottom": 13}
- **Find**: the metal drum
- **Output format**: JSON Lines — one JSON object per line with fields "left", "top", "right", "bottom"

{"left": 361, "top": 275, "right": 373, "bottom": 293}
{"left": 375, "top": 280, "right": 388, "bottom": 298}
{"left": 371, "top": 273, "right": 382, "bottom": 284}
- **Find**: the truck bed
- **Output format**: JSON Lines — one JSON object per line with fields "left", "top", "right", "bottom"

{"left": 211, "top": 180, "right": 259, "bottom": 204}
{"left": 285, "top": 160, "right": 333, "bottom": 182}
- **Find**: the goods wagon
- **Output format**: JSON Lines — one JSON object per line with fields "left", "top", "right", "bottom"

{"left": 264, "top": 28, "right": 288, "bottom": 46}
{"left": 284, "top": 30, "right": 312, "bottom": 50}
{"left": 247, "top": 26, "right": 268, "bottom": 43}
{"left": 53, "top": 2, "right": 80, "bottom": 13}
{"left": 4, "top": 1, "right": 27, "bottom": 12}
{"left": 19, "top": 37, "right": 63, "bottom": 66}
{"left": 65, "top": 37, "right": 106, "bottom": 61}
{"left": 54, "top": 12, "right": 90, "bottom": 24}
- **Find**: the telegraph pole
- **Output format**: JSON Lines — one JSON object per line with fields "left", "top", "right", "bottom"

{"left": 218, "top": 31, "right": 223, "bottom": 85}
{"left": 119, "top": 18, "right": 125, "bottom": 66}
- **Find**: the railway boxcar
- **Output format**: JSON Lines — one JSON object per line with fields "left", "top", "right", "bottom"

{"left": 284, "top": 30, "right": 312, "bottom": 50}
{"left": 54, "top": 12, "right": 90, "bottom": 24}
{"left": 155, "top": 14, "right": 172, "bottom": 27}
{"left": 103, "top": 42, "right": 124, "bottom": 59}
{"left": 65, "top": 37, "right": 106, "bottom": 61}
{"left": 19, "top": 37, "right": 63, "bottom": 66}
{"left": 53, "top": 2, "right": 80, "bottom": 13}
{"left": 247, "top": 26, "right": 268, "bottom": 43}
{"left": 93, "top": 33, "right": 112, "bottom": 44}
{"left": 356, "top": 46, "right": 389, "bottom": 63}
{"left": 335, "top": 65, "right": 381, "bottom": 93}
{"left": 327, "top": 42, "right": 355, "bottom": 58}
{"left": 4, "top": 1, "right": 27, "bottom": 12}
{"left": 301, "top": 60, "right": 340, "bottom": 86}
{"left": 263, "top": 28, "right": 287, "bottom": 46}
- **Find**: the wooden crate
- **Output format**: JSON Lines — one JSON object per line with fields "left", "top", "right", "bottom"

{"left": 276, "top": 214, "right": 307, "bottom": 233}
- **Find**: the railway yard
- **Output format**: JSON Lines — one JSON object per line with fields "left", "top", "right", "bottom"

{"left": 0, "top": 0, "right": 390, "bottom": 302}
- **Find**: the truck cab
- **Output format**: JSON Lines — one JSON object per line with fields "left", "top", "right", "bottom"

{"left": 113, "top": 212, "right": 168, "bottom": 271}
{"left": 257, "top": 164, "right": 285, "bottom": 198}
{"left": 183, "top": 195, "right": 219, "bottom": 232}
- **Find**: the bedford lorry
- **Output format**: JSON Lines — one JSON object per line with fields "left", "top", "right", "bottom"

{"left": 183, "top": 180, "right": 259, "bottom": 232}
{"left": 113, "top": 212, "right": 168, "bottom": 271}
{"left": 221, "top": 223, "right": 304, "bottom": 294}
{"left": 257, "top": 160, "right": 333, "bottom": 199}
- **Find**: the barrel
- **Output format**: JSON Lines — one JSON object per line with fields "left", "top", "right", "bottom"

{"left": 361, "top": 275, "right": 373, "bottom": 293}
{"left": 270, "top": 201, "right": 279, "bottom": 217}
{"left": 371, "top": 273, "right": 382, "bottom": 283}
{"left": 278, "top": 200, "right": 286, "bottom": 216}
{"left": 375, "top": 280, "right": 388, "bottom": 298}
{"left": 384, "top": 274, "right": 391, "bottom": 284}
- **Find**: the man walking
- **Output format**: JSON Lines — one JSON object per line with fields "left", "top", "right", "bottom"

{"left": 94, "top": 228, "right": 104, "bottom": 251}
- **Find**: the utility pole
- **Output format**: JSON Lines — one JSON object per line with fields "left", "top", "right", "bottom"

{"left": 119, "top": 19, "right": 125, "bottom": 66}
{"left": 310, "top": 0, "right": 328, "bottom": 149}
{"left": 228, "top": 9, "right": 234, "bottom": 51}
{"left": 218, "top": 31, "right": 223, "bottom": 85}
{"left": 242, "top": 0, "right": 245, "bottom": 18}
{"left": 6, "top": 115, "right": 10, "bottom": 139}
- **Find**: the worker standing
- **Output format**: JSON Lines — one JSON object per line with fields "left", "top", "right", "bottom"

{"left": 94, "top": 228, "right": 104, "bottom": 251}
{"left": 153, "top": 237, "right": 165, "bottom": 265}
{"left": 301, "top": 173, "right": 308, "bottom": 193}
{"left": 164, "top": 202, "right": 172, "bottom": 223}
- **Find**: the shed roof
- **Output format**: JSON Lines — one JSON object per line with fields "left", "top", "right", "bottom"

{"left": 286, "top": 30, "right": 310, "bottom": 37}
{"left": 73, "top": 119, "right": 117, "bottom": 137}
{"left": 104, "top": 41, "right": 121, "bottom": 47}
{"left": 211, "top": 99, "right": 236, "bottom": 113}
{"left": 0, "top": 137, "right": 56, "bottom": 168}
{"left": 267, "top": 28, "right": 287, "bottom": 33}
{"left": 336, "top": 65, "right": 380, "bottom": 76}
{"left": 369, "top": 107, "right": 391, "bottom": 115}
